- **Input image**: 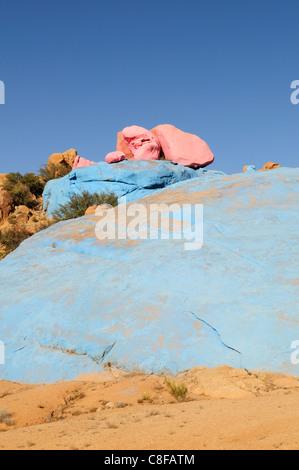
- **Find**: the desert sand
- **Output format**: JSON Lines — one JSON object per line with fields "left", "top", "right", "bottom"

{"left": 0, "top": 365, "right": 299, "bottom": 450}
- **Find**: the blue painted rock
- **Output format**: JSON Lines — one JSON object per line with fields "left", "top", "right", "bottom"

{"left": 43, "top": 160, "right": 199, "bottom": 217}
{"left": 0, "top": 166, "right": 298, "bottom": 383}
{"left": 243, "top": 165, "right": 256, "bottom": 173}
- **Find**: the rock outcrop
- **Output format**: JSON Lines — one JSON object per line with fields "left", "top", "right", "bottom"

{"left": 114, "top": 124, "right": 215, "bottom": 168}
{"left": 43, "top": 160, "right": 199, "bottom": 216}
{"left": 0, "top": 165, "right": 298, "bottom": 383}
{"left": 47, "top": 149, "right": 78, "bottom": 172}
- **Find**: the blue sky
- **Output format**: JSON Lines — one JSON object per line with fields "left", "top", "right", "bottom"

{"left": 0, "top": 0, "right": 298, "bottom": 174}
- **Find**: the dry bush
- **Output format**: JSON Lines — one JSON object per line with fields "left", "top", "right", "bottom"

{"left": 0, "top": 410, "right": 15, "bottom": 426}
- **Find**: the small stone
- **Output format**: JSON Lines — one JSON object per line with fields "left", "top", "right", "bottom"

{"left": 105, "top": 402, "right": 115, "bottom": 409}
{"left": 105, "top": 151, "right": 125, "bottom": 164}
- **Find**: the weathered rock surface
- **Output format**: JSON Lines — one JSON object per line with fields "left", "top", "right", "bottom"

{"left": 180, "top": 366, "right": 299, "bottom": 399}
{"left": 0, "top": 174, "right": 8, "bottom": 185}
{"left": 121, "top": 126, "right": 161, "bottom": 161}
{"left": 116, "top": 132, "right": 134, "bottom": 159}
{"left": 47, "top": 149, "right": 78, "bottom": 171}
{"left": 151, "top": 124, "right": 214, "bottom": 168}
{"left": 0, "top": 166, "right": 298, "bottom": 383}
{"left": 0, "top": 188, "right": 14, "bottom": 220}
{"left": 43, "top": 160, "right": 199, "bottom": 217}
{"left": 14, "top": 205, "right": 31, "bottom": 223}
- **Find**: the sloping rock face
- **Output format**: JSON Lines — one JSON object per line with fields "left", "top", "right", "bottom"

{"left": 0, "top": 167, "right": 298, "bottom": 383}
{"left": 43, "top": 160, "right": 199, "bottom": 216}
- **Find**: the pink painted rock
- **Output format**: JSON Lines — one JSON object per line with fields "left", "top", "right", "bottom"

{"left": 105, "top": 151, "right": 126, "bottom": 164}
{"left": 72, "top": 156, "right": 95, "bottom": 170}
{"left": 121, "top": 126, "right": 161, "bottom": 161}
{"left": 151, "top": 124, "right": 214, "bottom": 168}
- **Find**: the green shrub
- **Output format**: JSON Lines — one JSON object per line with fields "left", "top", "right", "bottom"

{"left": 0, "top": 220, "right": 54, "bottom": 260}
{"left": 1, "top": 172, "right": 43, "bottom": 209}
{"left": 0, "top": 227, "right": 32, "bottom": 259}
{"left": 39, "top": 163, "right": 71, "bottom": 183}
{"left": 19, "top": 173, "right": 44, "bottom": 197}
{"left": 52, "top": 191, "right": 118, "bottom": 221}
{"left": 164, "top": 378, "right": 188, "bottom": 402}
{"left": 0, "top": 409, "right": 15, "bottom": 426}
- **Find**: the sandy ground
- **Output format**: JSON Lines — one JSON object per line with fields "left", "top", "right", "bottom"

{"left": 0, "top": 365, "right": 299, "bottom": 450}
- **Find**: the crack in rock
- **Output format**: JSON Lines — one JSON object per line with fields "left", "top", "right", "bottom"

{"left": 92, "top": 341, "right": 117, "bottom": 364}
{"left": 185, "top": 311, "right": 242, "bottom": 356}
{"left": 14, "top": 340, "right": 117, "bottom": 366}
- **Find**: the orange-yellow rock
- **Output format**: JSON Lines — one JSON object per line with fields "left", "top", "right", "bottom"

{"left": 85, "top": 205, "right": 98, "bottom": 216}
{"left": 47, "top": 149, "right": 78, "bottom": 170}
{"left": 116, "top": 132, "right": 134, "bottom": 159}
{"left": 259, "top": 161, "right": 281, "bottom": 172}
{"left": 0, "top": 188, "right": 14, "bottom": 220}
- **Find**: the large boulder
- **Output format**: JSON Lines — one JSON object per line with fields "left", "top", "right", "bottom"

{"left": 121, "top": 126, "right": 161, "bottom": 161}
{"left": 0, "top": 166, "right": 298, "bottom": 383}
{"left": 14, "top": 205, "right": 31, "bottom": 224}
{"left": 0, "top": 188, "right": 13, "bottom": 220}
{"left": 43, "top": 160, "right": 199, "bottom": 216}
{"left": 151, "top": 124, "right": 214, "bottom": 168}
